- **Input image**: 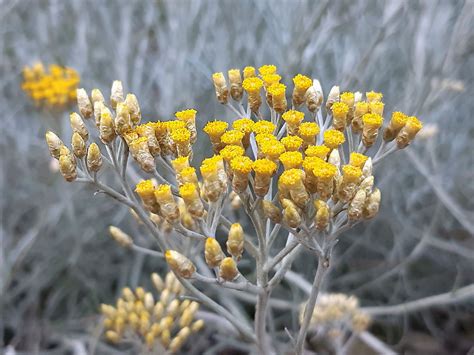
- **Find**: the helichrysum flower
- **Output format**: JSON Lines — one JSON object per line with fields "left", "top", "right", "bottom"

{"left": 175, "top": 109, "right": 198, "bottom": 143}
{"left": 268, "top": 83, "right": 287, "bottom": 113}
{"left": 243, "top": 77, "right": 263, "bottom": 113}
{"left": 292, "top": 74, "right": 313, "bottom": 107}
{"left": 253, "top": 158, "right": 277, "bottom": 197}
{"left": 331, "top": 102, "right": 349, "bottom": 131}
{"left": 228, "top": 69, "right": 243, "bottom": 101}
{"left": 305, "top": 145, "right": 330, "bottom": 160}
{"left": 203, "top": 120, "right": 229, "bottom": 152}
{"left": 252, "top": 120, "right": 276, "bottom": 135}
{"left": 230, "top": 155, "right": 253, "bottom": 193}
{"left": 323, "top": 129, "right": 345, "bottom": 149}
{"left": 281, "top": 135, "right": 303, "bottom": 152}
{"left": 361, "top": 113, "right": 383, "bottom": 147}
{"left": 396, "top": 116, "right": 423, "bottom": 148}
{"left": 279, "top": 151, "right": 303, "bottom": 170}
{"left": 366, "top": 90, "right": 383, "bottom": 103}
{"left": 22, "top": 63, "right": 79, "bottom": 109}
{"left": 232, "top": 118, "right": 254, "bottom": 148}
{"left": 298, "top": 122, "right": 320, "bottom": 147}
{"left": 258, "top": 64, "right": 277, "bottom": 76}
{"left": 282, "top": 110, "right": 305, "bottom": 136}
{"left": 243, "top": 66, "right": 256, "bottom": 79}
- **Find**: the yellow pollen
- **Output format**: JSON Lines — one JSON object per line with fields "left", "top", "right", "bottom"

{"left": 340, "top": 92, "right": 355, "bottom": 107}
{"left": 221, "top": 130, "right": 245, "bottom": 145}
{"left": 220, "top": 145, "right": 245, "bottom": 161}
{"left": 406, "top": 116, "right": 423, "bottom": 131}
{"left": 179, "top": 183, "right": 197, "bottom": 199}
{"left": 349, "top": 153, "right": 368, "bottom": 168}
{"left": 268, "top": 83, "right": 286, "bottom": 98}
{"left": 135, "top": 180, "right": 155, "bottom": 194}
{"left": 305, "top": 145, "right": 330, "bottom": 159}
{"left": 154, "top": 184, "right": 173, "bottom": 200}
{"left": 252, "top": 120, "right": 276, "bottom": 135}
{"left": 180, "top": 166, "right": 197, "bottom": 179}
{"left": 355, "top": 101, "right": 369, "bottom": 116}
{"left": 342, "top": 165, "right": 362, "bottom": 182}
{"left": 232, "top": 118, "right": 254, "bottom": 134}
{"left": 242, "top": 77, "right": 263, "bottom": 93}
{"left": 299, "top": 122, "right": 320, "bottom": 139}
{"left": 175, "top": 109, "right": 197, "bottom": 122}
{"left": 331, "top": 102, "right": 349, "bottom": 118}
{"left": 230, "top": 156, "right": 253, "bottom": 174}
{"left": 293, "top": 74, "right": 312, "bottom": 91}
{"left": 243, "top": 66, "right": 256, "bottom": 79}
{"left": 391, "top": 111, "right": 408, "bottom": 128}
{"left": 281, "top": 136, "right": 303, "bottom": 151}
{"left": 366, "top": 91, "right": 383, "bottom": 102}
{"left": 262, "top": 74, "right": 281, "bottom": 87}
{"left": 252, "top": 159, "right": 277, "bottom": 176}
{"left": 203, "top": 120, "right": 229, "bottom": 138}
{"left": 323, "top": 129, "right": 346, "bottom": 149}
{"left": 282, "top": 110, "right": 305, "bottom": 126}
{"left": 171, "top": 156, "right": 190, "bottom": 172}
{"left": 303, "top": 156, "right": 325, "bottom": 172}
{"left": 279, "top": 151, "right": 303, "bottom": 170}
{"left": 258, "top": 65, "right": 277, "bottom": 76}
{"left": 313, "top": 161, "right": 337, "bottom": 180}
{"left": 260, "top": 141, "right": 286, "bottom": 160}
{"left": 170, "top": 128, "right": 191, "bottom": 143}
{"left": 255, "top": 133, "right": 278, "bottom": 147}
{"left": 165, "top": 120, "right": 187, "bottom": 132}
{"left": 369, "top": 101, "right": 384, "bottom": 115}
{"left": 362, "top": 113, "right": 384, "bottom": 128}
{"left": 279, "top": 169, "right": 304, "bottom": 187}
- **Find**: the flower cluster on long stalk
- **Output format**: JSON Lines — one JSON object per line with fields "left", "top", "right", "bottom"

{"left": 22, "top": 62, "right": 79, "bottom": 109}
{"left": 44, "top": 64, "right": 422, "bottom": 354}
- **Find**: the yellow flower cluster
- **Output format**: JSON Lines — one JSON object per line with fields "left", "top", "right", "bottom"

{"left": 101, "top": 272, "right": 204, "bottom": 352}
{"left": 22, "top": 62, "right": 79, "bottom": 109}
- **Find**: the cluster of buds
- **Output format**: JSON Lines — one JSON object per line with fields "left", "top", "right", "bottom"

{"left": 22, "top": 62, "right": 79, "bottom": 109}
{"left": 300, "top": 293, "right": 371, "bottom": 335}
{"left": 101, "top": 272, "right": 204, "bottom": 353}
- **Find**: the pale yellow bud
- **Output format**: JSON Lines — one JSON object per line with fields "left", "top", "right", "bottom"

{"left": 105, "top": 330, "right": 120, "bottom": 343}
{"left": 108, "top": 226, "right": 133, "bottom": 248}
{"left": 45, "top": 131, "right": 64, "bottom": 159}
{"left": 125, "top": 93, "right": 141, "bottom": 125}
{"left": 363, "top": 188, "right": 381, "bottom": 219}
{"left": 212, "top": 72, "right": 229, "bottom": 104}
{"left": 348, "top": 189, "right": 367, "bottom": 220}
{"left": 122, "top": 287, "right": 135, "bottom": 302}
{"left": 227, "top": 223, "right": 244, "bottom": 260}
{"left": 71, "top": 132, "right": 86, "bottom": 158}
{"left": 219, "top": 257, "right": 239, "bottom": 281}
{"left": 144, "top": 292, "right": 154, "bottom": 311}
{"left": 59, "top": 146, "right": 77, "bottom": 182}
{"left": 205, "top": 238, "right": 225, "bottom": 268}
{"left": 165, "top": 250, "right": 196, "bottom": 279}
{"left": 191, "top": 319, "right": 205, "bottom": 332}
{"left": 70, "top": 112, "right": 88, "bottom": 141}
{"left": 99, "top": 111, "right": 116, "bottom": 144}
{"left": 77, "top": 88, "right": 93, "bottom": 118}
{"left": 151, "top": 273, "right": 164, "bottom": 291}
{"left": 115, "top": 102, "right": 132, "bottom": 135}
{"left": 87, "top": 143, "right": 102, "bottom": 172}
{"left": 110, "top": 80, "right": 124, "bottom": 109}
{"left": 326, "top": 85, "right": 340, "bottom": 110}
{"left": 91, "top": 88, "right": 105, "bottom": 105}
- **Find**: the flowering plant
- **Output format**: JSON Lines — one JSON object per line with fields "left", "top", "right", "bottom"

{"left": 45, "top": 65, "right": 422, "bottom": 354}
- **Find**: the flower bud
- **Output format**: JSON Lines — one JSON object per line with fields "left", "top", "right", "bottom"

{"left": 219, "top": 257, "right": 239, "bottom": 281}
{"left": 99, "top": 110, "right": 116, "bottom": 144}
{"left": 59, "top": 146, "right": 77, "bottom": 182}
{"left": 212, "top": 72, "right": 229, "bottom": 104}
{"left": 108, "top": 226, "right": 133, "bottom": 248}
{"left": 262, "top": 200, "right": 282, "bottom": 223}
{"left": 125, "top": 93, "right": 141, "bottom": 125}
{"left": 155, "top": 184, "right": 179, "bottom": 223}
{"left": 76, "top": 88, "right": 93, "bottom": 118}
{"left": 314, "top": 200, "right": 330, "bottom": 230}
{"left": 305, "top": 79, "right": 323, "bottom": 112}
{"left": 326, "top": 85, "right": 340, "bottom": 111}
{"left": 227, "top": 223, "right": 244, "bottom": 260}
{"left": 292, "top": 74, "right": 312, "bottom": 107}
{"left": 165, "top": 250, "right": 196, "bottom": 279}
{"left": 129, "top": 137, "right": 156, "bottom": 173}
{"left": 110, "top": 80, "right": 124, "bottom": 109}
{"left": 363, "top": 188, "right": 381, "bottom": 219}
{"left": 396, "top": 116, "right": 423, "bottom": 149}
{"left": 115, "top": 102, "right": 132, "bottom": 135}
{"left": 91, "top": 88, "right": 105, "bottom": 105}
{"left": 228, "top": 69, "right": 243, "bottom": 101}
{"left": 205, "top": 238, "right": 225, "bottom": 268}
{"left": 70, "top": 112, "right": 89, "bottom": 141}
{"left": 151, "top": 272, "right": 164, "bottom": 292}
{"left": 45, "top": 131, "right": 64, "bottom": 159}
{"left": 348, "top": 189, "right": 367, "bottom": 220}
{"left": 71, "top": 132, "right": 86, "bottom": 158}
{"left": 87, "top": 143, "right": 102, "bottom": 172}
{"left": 179, "top": 183, "right": 204, "bottom": 218}
{"left": 94, "top": 101, "right": 106, "bottom": 127}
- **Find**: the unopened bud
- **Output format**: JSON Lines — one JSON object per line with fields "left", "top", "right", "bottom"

{"left": 100, "top": 111, "right": 116, "bottom": 144}
{"left": 77, "top": 88, "right": 93, "bottom": 118}
{"left": 108, "top": 226, "right": 133, "bottom": 248}
{"left": 219, "top": 257, "right": 239, "bottom": 281}
{"left": 110, "top": 80, "right": 124, "bottom": 109}
{"left": 212, "top": 72, "right": 229, "bottom": 104}
{"left": 87, "top": 143, "right": 102, "bottom": 172}
{"left": 227, "top": 223, "right": 244, "bottom": 260}
{"left": 70, "top": 112, "right": 89, "bottom": 141}
{"left": 45, "top": 131, "right": 64, "bottom": 159}
{"left": 165, "top": 250, "right": 196, "bottom": 279}
{"left": 262, "top": 200, "right": 282, "bottom": 223}
{"left": 59, "top": 146, "right": 77, "bottom": 182}
{"left": 71, "top": 132, "right": 86, "bottom": 158}
{"left": 205, "top": 238, "right": 225, "bottom": 268}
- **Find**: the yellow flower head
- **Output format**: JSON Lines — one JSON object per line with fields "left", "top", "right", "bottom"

{"left": 170, "top": 127, "right": 191, "bottom": 143}
{"left": 268, "top": 83, "right": 286, "bottom": 99}
{"left": 305, "top": 145, "right": 330, "bottom": 159}
{"left": 203, "top": 120, "right": 229, "bottom": 140}
{"left": 340, "top": 92, "right": 355, "bottom": 107}
{"left": 212, "top": 72, "right": 226, "bottom": 86}
{"left": 281, "top": 135, "right": 303, "bottom": 151}
{"left": 230, "top": 156, "right": 253, "bottom": 174}
{"left": 293, "top": 74, "right": 312, "bottom": 91}
{"left": 179, "top": 182, "right": 198, "bottom": 200}
{"left": 255, "top": 133, "right": 278, "bottom": 147}
{"left": 171, "top": 156, "right": 190, "bottom": 172}
{"left": 200, "top": 155, "right": 224, "bottom": 178}
{"left": 279, "top": 168, "right": 304, "bottom": 188}
{"left": 299, "top": 122, "right": 320, "bottom": 140}
{"left": 362, "top": 113, "right": 384, "bottom": 128}
{"left": 220, "top": 144, "right": 245, "bottom": 162}
{"left": 303, "top": 156, "right": 325, "bottom": 172}
{"left": 282, "top": 110, "right": 305, "bottom": 126}
{"left": 406, "top": 116, "right": 423, "bottom": 133}
{"left": 279, "top": 151, "right": 303, "bottom": 170}
{"left": 369, "top": 101, "right": 384, "bottom": 116}
{"left": 260, "top": 140, "right": 286, "bottom": 160}
{"left": 180, "top": 167, "right": 198, "bottom": 184}
{"left": 331, "top": 102, "right": 350, "bottom": 119}
{"left": 258, "top": 64, "right": 277, "bottom": 76}
{"left": 165, "top": 120, "right": 187, "bottom": 132}
{"left": 252, "top": 120, "right": 276, "bottom": 135}
{"left": 390, "top": 111, "right": 408, "bottom": 129}
{"left": 232, "top": 118, "right": 254, "bottom": 134}
{"left": 349, "top": 153, "right": 368, "bottom": 168}
{"left": 175, "top": 109, "right": 197, "bottom": 122}
{"left": 135, "top": 179, "right": 155, "bottom": 196}
{"left": 342, "top": 165, "right": 362, "bottom": 183}
{"left": 221, "top": 129, "right": 245, "bottom": 146}
{"left": 253, "top": 159, "right": 277, "bottom": 176}
{"left": 154, "top": 184, "right": 174, "bottom": 205}
{"left": 366, "top": 91, "right": 383, "bottom": 103}
{"left": 243, "top": 66, "right": 256, "bottom": 79}
{"left": 355, "top": 101, "right": 369, "bottom": 116}
{"left": 242, "top": 77, "right": 263, "bottom": 93}
{"left": 262, "top": 74, "right": 282, "bottom": 88}
{"left": 323, "top": 129, "right": 346, "bottom": 149}
{"left": 313, "top": 161, "right": 338, "bottom": 181}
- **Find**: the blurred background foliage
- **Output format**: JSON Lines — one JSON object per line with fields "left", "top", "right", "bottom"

{"left": 1, "top": 0, "right": 473, "bottom": 354}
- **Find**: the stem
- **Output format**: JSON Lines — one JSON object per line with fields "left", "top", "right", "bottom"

{"left": 295, "top": 256, "right": 329, "bottom": 355}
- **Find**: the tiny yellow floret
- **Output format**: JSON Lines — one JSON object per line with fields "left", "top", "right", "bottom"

{"left": 349, "top": 153, "right": 368, "bottom": 168}
{"left": 279, "top": 151, "right": 303, "bottom": 170}
{"left": 293, "top": 74, "right": 312, "bottom": 91}
{"left": 242, "top": 77, "right": 263, "bottom": 93}
{"left": 232, "top": 118, "right": 254, "bottom": 134}
{"left": 282, "top": 110, "right": 305, "bottom": 126}
{"left": 252, "top": 120, "right": 276, "bottom": 135}
{"left": 262, "top": 74, "right": 281, "bottom": 87}
{"left": 253, "top": 159, "right": 277, "bottom": 176}
{"left": 313, "top": 161, "right": 338, "bottom": 181}
{"left": 340, "top": 92, "right": 355, "bottom": 107}
{"left": 366, "top": 91, "right": 383, "bottom": 102}
{"left": 243, "top": 66, "right": 256, "bottom": 79}
{"left": 342, "top": 165, "right": 362, "bottom": 182}
{"left": 203, "top": 121, "right": 229, "bottom": 139}
{"left": 323, "top": 129, "right": 346, "bottom": 149}
{"left": 305, "top": 145, "right": 330, "bottom": 159}
{"left": 230, "top": 156, "right": 253, "bottom": 174}
{"left": 221, "top": 130, "right": 245, "bottom": 145}
{"left": 362, "top": 113, "right": 383, "bottom": 128}
{"left": 170, "top": 128, "right": 191, "bottom": 143}
{"left": 281, "top": 136, "right": 303, "bottom": 151}
{"left": 279, "top": 169, "right": 304, "bottom": 187}
{"left": 220, "top": 145, "right": 245, "bottom": 161}
{"left": 175, "top": 109, "right": 197, "bottom": 122}
{"left": 331, "top": 102, "right": 350, "bottom": 118}
{"left": 258, "top": 65, "right": 277, "bottom": 76}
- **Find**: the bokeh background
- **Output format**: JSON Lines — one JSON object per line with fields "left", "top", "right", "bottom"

{"left": 1, "top": 0, "right": 473, "bottom": 354}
